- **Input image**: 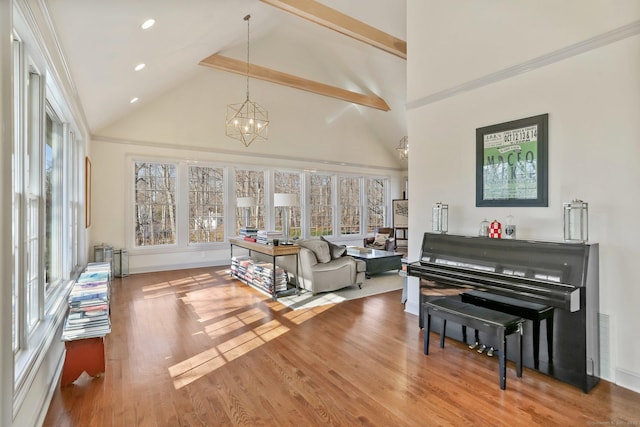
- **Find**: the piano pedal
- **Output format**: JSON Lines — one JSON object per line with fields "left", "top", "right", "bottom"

{"left": 468, "top": 341, "right": 480, "bottom": 350}
{"left": 486, "top": 347, "right": 496, "bottom": 357}
{"left": 477, "top": 344, "right": 487, "bottom": 354}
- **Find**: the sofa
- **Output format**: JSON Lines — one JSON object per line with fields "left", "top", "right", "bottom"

{"left": 277, "top": 238, "right": 366, "bottom": 295}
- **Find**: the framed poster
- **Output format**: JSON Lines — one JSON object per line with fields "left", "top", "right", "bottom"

{"left": 476, "top": 114, "right": 548, "bottom": 207}
{"left": 392, "top": 199, "right": 408, "bottom": 228}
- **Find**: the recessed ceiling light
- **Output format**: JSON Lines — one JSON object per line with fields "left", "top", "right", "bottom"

{"left": 134, "top": 63, "right": 146, "bottom": 71}
{"left": 141, "top": 19, "right": 155, "bottom": 30}
{"left": 130, "top": 97, "right": 139, "bottom": 104}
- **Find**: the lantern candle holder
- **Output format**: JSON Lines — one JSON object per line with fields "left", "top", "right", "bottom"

{"left": 432, "top": 202, "right": 448, "bottom": 234}
{"left": 564, "top": 199, "right": 588, "bottom": 242}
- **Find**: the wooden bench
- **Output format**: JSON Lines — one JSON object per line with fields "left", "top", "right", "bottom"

{"left": 460, "top": 290, "right": 554, "bottom": 369}
{"left": 423, "top": 297, "right": 524, "bottom": 390}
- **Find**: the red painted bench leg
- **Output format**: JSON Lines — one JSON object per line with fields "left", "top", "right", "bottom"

{"left": 61, "top": 337, "right": 105, "bottom": 386}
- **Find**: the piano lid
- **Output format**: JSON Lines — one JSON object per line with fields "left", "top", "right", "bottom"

{"left": 410, "top": 233, "right": 593, "bottom": 312}
{"left": 419, "top": 233, "right": 590, "bottom": 288}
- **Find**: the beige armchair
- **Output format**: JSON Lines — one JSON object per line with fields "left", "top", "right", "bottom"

{"left": 277, "top": 238, "right": 366, "bottom": 295}
{"left": 363, "top": 227, "right": 395, "bottom": 252}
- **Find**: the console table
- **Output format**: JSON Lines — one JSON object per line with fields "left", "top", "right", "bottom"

{"left": 229, "top": 238, "right": 300, "bottom": 301}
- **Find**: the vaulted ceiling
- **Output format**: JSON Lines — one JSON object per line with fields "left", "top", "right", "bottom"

{"left": 44, "top": 0, "right": 407, "bottom": 155}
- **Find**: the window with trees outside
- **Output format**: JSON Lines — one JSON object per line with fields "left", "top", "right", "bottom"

{"left": 235, "top": 168, "right": 265, "bottom": 235}
{"left": 367, "top": 178, "right": 386, "bottom": 233}
{"left": 189, "top": 166, "right": 224, "bottom": 243}
{"left": 339, "top": 176, "right": 361, "bottom": 235}
{"left": 274, "top": 171, "right": 301, "bottom": 239}
{"left": 134, "top": 162, "right": 177, "bottom": 246}
{"left": 130, "top": 164, "right": 388, "bottom": 246}
{"left": 309, "top": 173, "right": 333, "bottom": 236}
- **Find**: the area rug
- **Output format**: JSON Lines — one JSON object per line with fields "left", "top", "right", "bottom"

{"left": 277, "top": 271, "right": 403, "bottom": 310}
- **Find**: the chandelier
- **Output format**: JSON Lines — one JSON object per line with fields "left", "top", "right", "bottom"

{"left": 226, "top": 14, "right": 269, "bottom": 147}
{"left": 396, "top": 136, "right": 408, "bottom": 160}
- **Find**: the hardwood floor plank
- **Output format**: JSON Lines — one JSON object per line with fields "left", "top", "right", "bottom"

{"left": 43, "top": 266, "right": 640, "bottom": 426}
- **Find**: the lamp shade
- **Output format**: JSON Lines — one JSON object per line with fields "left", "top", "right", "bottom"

{"left": 274, "top": 193, "right": 297, "bottom": 207}
{"left": 237, "top": 197, "right": 255, "bottom": 208}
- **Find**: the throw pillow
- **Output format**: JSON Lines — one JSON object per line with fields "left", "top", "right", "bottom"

{"left": 298, "top": 239, "right": 331, "bottom": 263}
{"left": 373, "top": 233, "right": 389, "bottom": 247}
{"left": 321, "top": 236, "right": 347, "bottom": 260}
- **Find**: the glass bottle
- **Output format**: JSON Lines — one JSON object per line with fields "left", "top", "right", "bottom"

{"left": 479, "top": 218, "right": 489, "bottom": 237}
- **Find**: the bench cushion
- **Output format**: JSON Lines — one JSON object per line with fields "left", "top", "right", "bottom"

{"left": 462, "top": 290, "right": 549, "bottom": 312}
{"left": 425, "top": 297, "right": 522, "bottom": 329}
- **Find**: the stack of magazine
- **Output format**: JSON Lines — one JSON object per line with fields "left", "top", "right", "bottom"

{"left": 62, "top": 262, "right": 111, "bottom": 341}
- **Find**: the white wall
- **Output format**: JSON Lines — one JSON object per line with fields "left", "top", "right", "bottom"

{"left": 407, "top": 1, "right": 640, "bottom": 392}
{"left": 92, "top": 69, "right": 406, "bottom": 273}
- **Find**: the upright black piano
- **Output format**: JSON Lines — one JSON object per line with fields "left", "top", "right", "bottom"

{"left": 408, "top": 233, "right": 599, "bottom": 392}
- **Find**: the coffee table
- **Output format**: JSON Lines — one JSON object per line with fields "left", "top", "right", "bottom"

{"left": 346, "top": 246, "right": 403, "bottom": 278}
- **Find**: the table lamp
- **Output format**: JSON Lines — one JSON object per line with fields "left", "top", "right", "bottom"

{"left": 274, "top": 193, "right": 297, "bottom": 244}
{"left": 237, "top": 197, "right": 255, "bottom": 228}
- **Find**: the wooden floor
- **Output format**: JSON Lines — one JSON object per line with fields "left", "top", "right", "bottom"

{"left": 44, "top": 266, "right": 640, "bottom": 426}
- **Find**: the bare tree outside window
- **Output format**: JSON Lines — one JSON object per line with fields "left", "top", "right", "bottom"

{"left": 274, "top": 171, "right": 301, "bottom": 239}
{"left": 310, "top": 173, "right": 332, "bottom": 236}
{"left": 189, "top": 166, "right": 224, "bottom": 243}
{"left": 235, "top": 169, "right": 265, "bottom": 234}
{"left": 367, "top": 178, "right": 387, "bottom": 232}
{"left": 134, "top": 162, "right": 177, "bottom": 246}
{"left": 340, "top": 176, "right": 361, "bottom": 235}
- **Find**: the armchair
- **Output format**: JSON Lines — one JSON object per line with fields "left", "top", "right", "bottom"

{"left": 363, "top": 227, "right": 396, "bottom": 251}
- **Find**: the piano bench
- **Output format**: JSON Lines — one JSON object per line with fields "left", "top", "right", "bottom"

{"left": 460, "top": 290, "right": 554, "bottom": 369}
{"left": 423, "top": 297, "right": 524, "bottom": 390}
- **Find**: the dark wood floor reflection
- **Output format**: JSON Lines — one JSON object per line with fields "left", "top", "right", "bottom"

{"left": 43, "top": 266, "right": 640, "bottom": 426}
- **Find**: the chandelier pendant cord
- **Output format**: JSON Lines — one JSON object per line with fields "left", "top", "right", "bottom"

{"left": 225, "top": 13, "right": 269, "bottom": 146}
{"left": 244, "top": 14, "right": 250, "bottom": 101}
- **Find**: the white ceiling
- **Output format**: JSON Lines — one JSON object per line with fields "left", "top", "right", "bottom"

{"left": 44, "top": 0, "right": 407, "bottom": 151}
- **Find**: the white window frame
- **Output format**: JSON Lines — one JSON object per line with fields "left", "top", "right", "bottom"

{"left": 11, "top": 11, "right": 83, "bottom": 412}
{"left": 187, "top": 164, "right": 226, "bottom": 245}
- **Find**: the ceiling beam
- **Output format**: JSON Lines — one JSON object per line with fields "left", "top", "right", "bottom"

{"left": 259, "top": 0, "right": 406, "bottom": 59}
{"left": 199, "top": 54, "right": 390, "bottom": 111}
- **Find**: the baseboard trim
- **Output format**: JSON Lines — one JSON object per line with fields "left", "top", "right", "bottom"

{"left": 35, "top": 349, "right": 65, "bottom": 427}
{"left": 405, "top": 300, "right": 420, "bottom": 316}
{"left": 615, "top": 368, "right": 640, "bottom": 394}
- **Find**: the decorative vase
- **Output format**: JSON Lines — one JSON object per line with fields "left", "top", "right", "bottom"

{"left": 489, "top": 219, "right": 502, "bottom": 239}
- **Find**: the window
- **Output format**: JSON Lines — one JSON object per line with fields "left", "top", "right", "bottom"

{"left": 45, "top": 106, "right": 64, "bottom": 293}
{"left": 235, "top": 168, "right": 264, "bottom": 234}
{"left": 12, "top": 35, "right": 23, "bottom": 352}
{"left": 134, "top": 162, "right": 177, "bottom": 246}
{"left": 339, "top": 176, "right": 361, "bottom": 235}
{"left": 274, "top": 171, "right": 301, "bottom": 239}
{"left": 367, "top": 178, "right": 387, "bottom": 232}
{"left": 67, "top": 131, "right": 80, "bottom": 273}
{"left": 309, "top": 173, "right": 332, "bottom": 236}
{"left": 130, "top": 163, "right": 390, "bottom": 245}
{"left": 11, "top": 22, "right": 84, "bottom": 403}
{"left": 189, "top": 166, "right": 224, "bottom": 243}
{"left": 25, "top": 69, "right": 43, "bottom": 332}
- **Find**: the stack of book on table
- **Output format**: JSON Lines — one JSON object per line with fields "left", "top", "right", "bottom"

{"left": 62, "top": 262, "right": 111, "bottom": 341}
{"left": 239, "top": 227, "right": 258, "bottom": 241}
{"left": 230, "top": 256, "right": 288, "bottom": 294}
{"left": 256, "top": 230, "right": 283, "bottom": 245}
